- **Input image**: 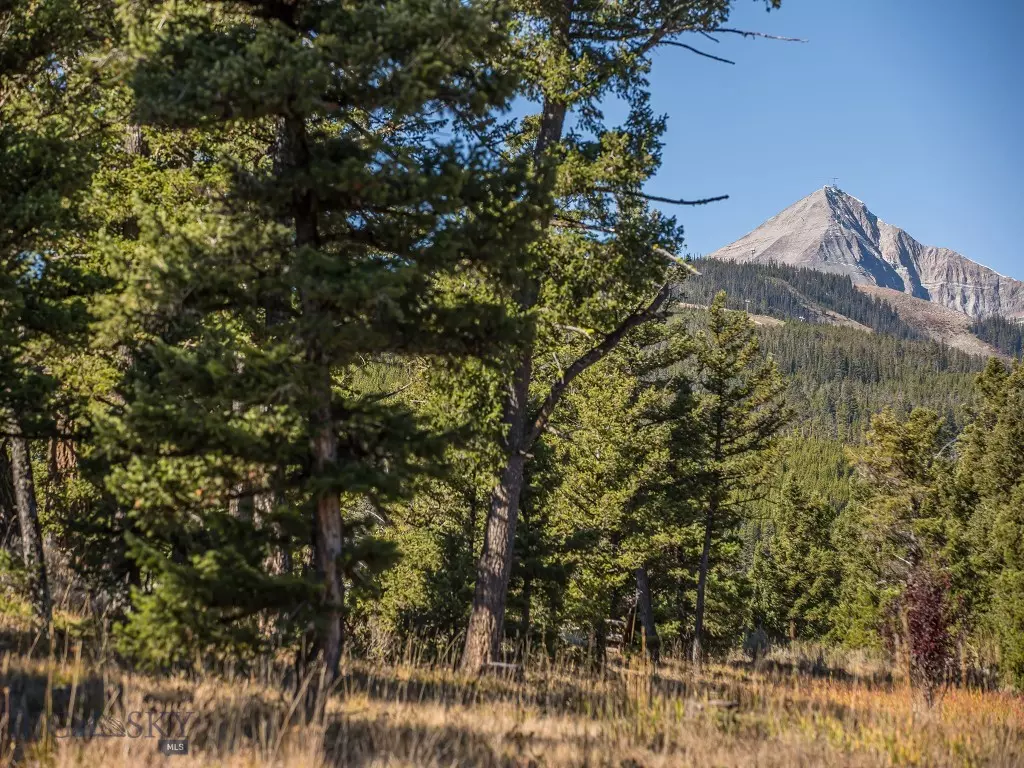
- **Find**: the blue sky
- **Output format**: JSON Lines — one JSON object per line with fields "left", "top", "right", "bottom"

{"left": 643, "top": 0, "right": 1023, "bottom": 279}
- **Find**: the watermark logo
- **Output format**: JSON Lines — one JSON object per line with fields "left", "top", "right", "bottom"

{"left": 52, "top": 710, "right": 192, "bottom": 754}
{"left": 158, "top": 738, "right": 189, "bottom": 756}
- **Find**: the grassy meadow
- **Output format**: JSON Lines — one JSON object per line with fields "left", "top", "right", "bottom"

{"left": 1, "top": 602, "right": 1021, "bottom": 767}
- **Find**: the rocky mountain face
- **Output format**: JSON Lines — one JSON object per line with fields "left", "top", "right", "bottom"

{"left": 707, "top": 187, "right": 1024, "bottom": 321}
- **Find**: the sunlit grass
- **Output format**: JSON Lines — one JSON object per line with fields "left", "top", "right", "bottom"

{"left": 2, "top": 637, "right": 1021, "bottom": 767}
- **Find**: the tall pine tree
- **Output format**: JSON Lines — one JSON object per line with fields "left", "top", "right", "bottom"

{"left": 688, "top": 293, "right": 789, "bottom": 666}
{"left": 106, "top": 0, "right": 539, "bottom": 677}
{"left": 0, "top": 0, "right": 110, "bottom": 624}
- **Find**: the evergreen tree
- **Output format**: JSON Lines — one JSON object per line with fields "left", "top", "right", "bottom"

{"left": 106, "top": 0, "right": 538, "bottom": 676}
{"left": 751, "top": 477, "right": 840, "bottom": 641}
{"left": 688, "top": 293, "right": 789, "bottom": 666}
{"left": 540, "top": 325, "right": 679, "bottom": 662}
{"left": 0, "top": 0, "right": 110, "bottom": 623}
{"left": 368, "top": 357, "right": 507, "bottom": 657}
{"left": 680, "top": 259, "right": 922, "bottom": 340}
{"left": 833, "top": 408, "right": 950, "bottom": 650}
{"left": 954, "top": 361, "right": 1024, "bottom": 684}
{"left": 970, "top": 315, "right": 1024, "bottom": 359}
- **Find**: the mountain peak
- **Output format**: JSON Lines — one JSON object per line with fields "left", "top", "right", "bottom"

{"left": 707, "top": 190, "right": 1024, "bottom": 320}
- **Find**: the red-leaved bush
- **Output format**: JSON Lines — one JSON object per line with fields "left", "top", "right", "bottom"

{"left": 903, "top": 564, "right": 955, "bottom": 705}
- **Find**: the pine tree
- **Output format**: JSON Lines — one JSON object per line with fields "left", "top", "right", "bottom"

{"left": 832, "top": 408, "right": 951, "bottom": 653}
{"left": 955, "top": 361, "right": 1024, "bottom": 685}
{"left": 540, "top": 327, "right": 672, "bottom": 662}
{"left": 0, "top": 0, "right": 110, "bottom": 624}
{"left": 751, "top": 477, "right": 840, "bottom": 641}
{"left": 688, "top": 293, "right": 789, "bottom": 666}
{"left": 106, "top": 0, "right": 538, "bottom": 677}
{"left": 461, "top": 0, "right": 784, "bottom": 674}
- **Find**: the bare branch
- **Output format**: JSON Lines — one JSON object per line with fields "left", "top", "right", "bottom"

{"left": 663, "top": 41, "right": 735, "bottom": 65}
{"left": 589, "top": 186, "right": 729, "bottom": 207}
{"left": 622, "top": 189, "right": 729, "bottom": 207}
{"left": 715, "top": 28, "right": 807, "bottom": 42}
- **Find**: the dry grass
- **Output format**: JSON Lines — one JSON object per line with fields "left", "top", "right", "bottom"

{"left": 0, "top": 583, "right": 1020, "bottom": 767}
{"left": 1, "top": 638, "right": 1022, "bottom": 768}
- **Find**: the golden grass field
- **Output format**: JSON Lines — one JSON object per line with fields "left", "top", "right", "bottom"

{"left": 2, "top": 626, "right": 1022, "bottom": 768}
{"left": 0, "top": 588, "right": 1019, "bottom": 767}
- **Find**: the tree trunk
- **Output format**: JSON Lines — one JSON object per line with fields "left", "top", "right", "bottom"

{"left": 461, "top": 354, "right": 532, "bottom": 673}
{"left": 7, "top": 425, "right": 51, "bottom": 625}
{"left": 635, "top": 566, "right": 660, "bottom": 663}
{"left": 460, "top": 91, "right": 567, "bottom": 675}
{"left": 459, "top": 272, "right": 673, "bottom": 675}
{"left": 0, "top": 442, "right": 19, "bottom": 555}
{"left": 692, "top": 501, "right": 715, "bottom": 668}
{"left": 459, "top": 77, "right": 675, "bottom": 672}
{"left": 282, "top": 112, "right": 344, "bottom": 681}
{"left": 256, "top": 116, "right": 293, "bottom": 576}
{"left": 310, "top": 386, "right": 343, "bottom": 679}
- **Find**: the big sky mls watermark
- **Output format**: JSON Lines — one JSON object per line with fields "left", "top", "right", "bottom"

{"left": 49, "top": 710, "right": 192, "bottom": 755}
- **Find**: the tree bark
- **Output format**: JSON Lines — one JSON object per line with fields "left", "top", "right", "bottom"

{"left": 257, "top": 115, "right": 293, "bottom": 577}
{"left": 692, "top": 500, "right": 716, "bottom": 668}
{"left": 461, "top": 352, "right": 532, "bottom": 673}
{"left": 0, "top": 442, "right": 19, "bottom": 554}
{"left": 635, "top": 566, "right": 659, "bottom": 663}
{"left": 310, "top": 382, "right": 344, "bottom": 678}
{"left": 459, "top": 9, "right": 683, "bottom": 666}
{"left": 7, "top": 424, "right": 51, "bottom": 625}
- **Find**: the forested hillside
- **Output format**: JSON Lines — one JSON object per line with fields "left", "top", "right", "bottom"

{"left": 679, "top": 259, "right": 922, "bottom": 339}
{"left": 971, "top": 313, "right": 1024, "bottom": 358}
{"left": 674, "top": 310, "right": 984, "bottom": 439}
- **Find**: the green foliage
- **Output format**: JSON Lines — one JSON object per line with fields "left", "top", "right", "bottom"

{"left": 831, "top": 408, "right": 950, "bottom": 643}
{"left": 537, "top": 322, "right": 690, "bottom": 648}
{"left": 100, "top": 0, "right": 540, "bottom": 667}
{"left": 751, "top": 477, "right": 840, "bottom": 640}
{"left": 953, "top": 361, "right": 1024, "bottom": 685}
{"left": 9, "top": 0, "right": 1024, "bottom": 696}
{"left": 673, "top": 310, "right": 984, "bottom": 441}
{"left": 0, "top": 0, "right": 110, "bottom": 429}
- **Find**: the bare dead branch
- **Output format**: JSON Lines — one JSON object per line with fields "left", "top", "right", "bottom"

{"left": 663, "top": 41, "right": 735, "bottom": 65}
{"left": 590, "top": 187, "right": 729, "bottom": 207}
{"left": 715, "top": 28, "right": 807, "bottom": 42}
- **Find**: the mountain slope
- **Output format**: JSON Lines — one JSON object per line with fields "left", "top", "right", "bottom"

{"left": 707, "top": 187, "right": 1024, "bottom": 321}
{"left": 856, "top": 284, "right": 1002, "bottom": 359}
{"left": 679, "top": 258, "right": 922, "bottom": 339}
